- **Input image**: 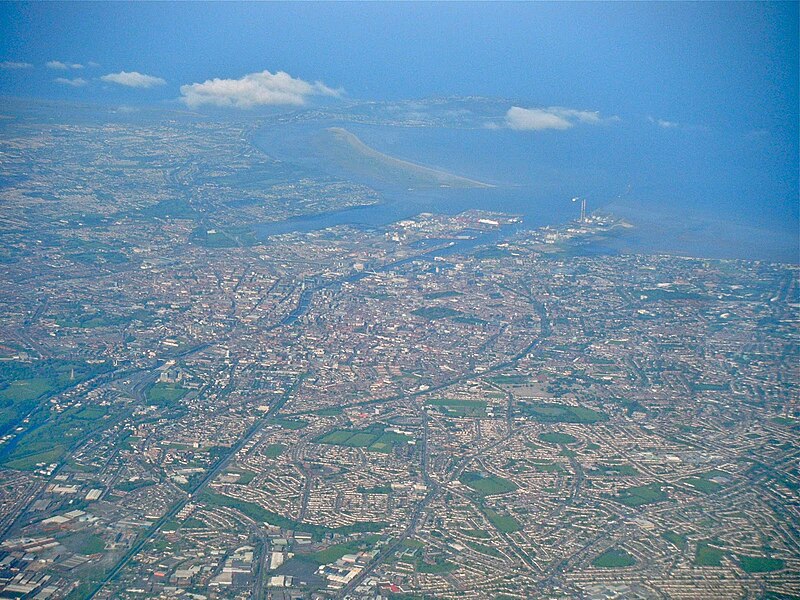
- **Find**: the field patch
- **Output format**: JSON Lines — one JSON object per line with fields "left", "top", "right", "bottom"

{"left": 518, "top": 401, "right": 607, "bottom": 424}
{"left": 427, "top": 398, "right": 487, "bottom": 418}
{"left": 460, "top": 471, "right": 517, "bottom": 496}
{"left": 613, "top": 482, "right": 668, "bottom": 507}
{"left": 592, "top": 547, "right": 636, "bottom": 568}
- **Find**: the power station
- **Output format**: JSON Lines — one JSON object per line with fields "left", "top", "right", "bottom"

{"left": 571, "top": 196, "right": 587, "bottom": 222}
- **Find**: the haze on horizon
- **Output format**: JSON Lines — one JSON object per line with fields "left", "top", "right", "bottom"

{"left": 1, "top": 1, "right": 798, "bottom": 258}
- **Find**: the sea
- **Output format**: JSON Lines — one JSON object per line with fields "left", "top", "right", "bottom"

{"left": 251, "top": 118, "right": 799, "bottom": 264}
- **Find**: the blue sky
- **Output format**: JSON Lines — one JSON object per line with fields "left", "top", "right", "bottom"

{"left": 1, "top": 2, "right": 796, "bottom": 126}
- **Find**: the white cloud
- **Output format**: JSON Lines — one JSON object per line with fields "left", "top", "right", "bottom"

{"left": 504, "top": 106, "right": 612, "bottom": 131}
{"left": 54, "top": 77, "right": 87, "bottom": 87}
{"left": 0, "top": 61, "right": 33, "bottom": 69}
{"left": 87, "top": 61, "right": 101, "bottom": 68}
{"left": 46, "top": 60, "right": 83, "bottom": 70}
{"left": 179, "top": 69, "right": 341, "bottom": 109}
{"left": 648, "top": 116, "right": 679, "bottom": 128}
{"left": 101, "top": 71, "right": 166, "bottom": 88}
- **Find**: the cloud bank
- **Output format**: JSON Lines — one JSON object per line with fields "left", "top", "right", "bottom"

{"left": 504, "top": 106, "right": 610, "bottom": 131}
{"left": 0, "top": 61, "right": 32, "bottom": 69}
{"left": 54, "top": 77, "right": 87, "bottom": 87}
{"left": 101, "top": 71, "right": 166, "bottom": 88}
{"left": 179, "top": 70, "right": 340, "bottom": 109}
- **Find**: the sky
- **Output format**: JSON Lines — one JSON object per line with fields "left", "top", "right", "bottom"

{"left": 0, "top": 1, "right": 798, "bottom": 253}
{"left": 0, "top": 2, "right": 796, "bottom": 124}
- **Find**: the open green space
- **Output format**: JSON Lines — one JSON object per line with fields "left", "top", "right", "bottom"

{"left": 273, "top": 418, "right": 308, "bottom": 430}
{"left": 416, "top": 559, "right": 457, "bottom": 574}
{"left": 423, "top": 291, "right": 463, "bottom": 300}
{"left": 0, "top": 378, "right": 53, "bottom": 402}
{"left": 538, "top": 432, "right": 578, "bottom": 445}
{"left": 592, "top": 547, "right": 636, "bottom": 568}
{"left": 427, "top": 398, "right": 487, "bottom": 418}
{"left": 519, "top": 401, "right": 607, "bottom": 424}
{"left": 146, "top": 382, "right": 188, "bottom": 406}
{"left": 591, "top": 463, "right": 639, "bottom": 477}
{"left": 489, "top": 375, "right": 530, "bottom": 385}
{"left": 482, "top": 508, "right": 520, "bottom": 533}
{"left": 3, "top": 400, "right": 122, "bottom": 471}
{"left": 613, "top": 482, "right": 668, "bottom": 507}
{"left": 661, "top": 530, "right": 687, "bottom": 550}
{"left": 451, "top": 315, "right": 488, "bottom": 325}
{"left": 0, "top": 359, "right": 112, "bottom": 436}
{"left": 190, "top": 225, "right": 259, "bottom": 248}
{"left": 411, "top": 306, "right": 463, "bottom": 320}
{"left": 683, "top": 470, "right": 728, "bottom": 494}
{"left": 316, "top": 424, "right": 410, "bottom": 453}
{"left": 229, "top": 470, "right": 256, "bottom": 485}
{"left": 138, "top": 198, "right": 199, "bottom": 220}
{"left": 737, "top": 555, "right": 785, "bottom": 573}
{"left": 60, "top": 532, "right": 105, "bottom": 555}
{"left": 263, "top": 444, "right": 287, "bottom": 458}
{"left": 357, "top": 485, "right": 392, "bottom": 494}
{"left": 459, "top": 472, "right": 517, "bottom": 496}
{"left": 530, "top": 460, "right": 564, "bottom": 473}
{"left": 694, "top": 541, "right": 726, "bottom": 566}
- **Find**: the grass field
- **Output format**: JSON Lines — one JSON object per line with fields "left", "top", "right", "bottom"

{"left": 416, "top": 559, "right": 456, "bottom": 573}
{"left": 592, "top": 463, "right": 638, "bottom": 477}
{"left": 411, "top": 306, "right": 463, "bottom": 320}
{"left": 483, "top": 508, "right": 520, "bottom": 533}
{"left": 460, "top": 472, "right": 517, "bottom": 496}
{"left": 464, "top": 540, "right": 503, "bottom": 558}
{"left": 263, "top": 444, "right": 287, "bottom": 458}
{"left": 737, "top": 555, "right": 784, "bottom": 573}
{"left": 539, "top": 432, "right": 578, "bottom": 445}
{"left": 146, "top": 382, "right": 188, "bottom": 406}
{"left": 273, "top": 418, "right": 308, "bottom": 430}
{"left": 317, "top": 426, "right": 410, "bottom": 453}
{"left": 0, "top": 378, "right": 54, "bottom": 402}
{"left": 683, "top": 470, "right": 727, "bottom": 494}
{"left": 694, "top": 541, "right": 725, "bottom": 566}
{"left": 592, "top": 547, "right": 636, "bottom": 568}
{"left": 662, "top": 530, "right": 687, "bottom": 550}
{"left": 61, "top": 532, "right": 105, "bottom": 555}
{"left": 519, "top": 401, "right": 607, "bottom": 424}
{"left": 531, "top": 460, "right": 564, "bottom": 473}
{"left": 3, "top": 400, "right": 123, "bottom": 471}
{"left": 489, "top": 375, "right": 529, "bottom": 385}
{"left": 428, "top": 398, "right": 487, "bottom": 418}
{"left": 613, "top": 482, "right": 667, "bottom": 507}
{"left": 4, "top": 445, "right": 66, "bottom": 470}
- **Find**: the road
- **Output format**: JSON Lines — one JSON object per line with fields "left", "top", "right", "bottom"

{"left": 86, "top": 376, "right": 301, "bottom": 599}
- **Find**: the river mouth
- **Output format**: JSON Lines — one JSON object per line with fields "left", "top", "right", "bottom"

{"left": 250, "top": 119, "right": 799, "bottom": 263}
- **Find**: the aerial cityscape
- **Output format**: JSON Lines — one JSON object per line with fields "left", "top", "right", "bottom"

{"left": 0, "top": 3, "right": 797, "bottom": 599}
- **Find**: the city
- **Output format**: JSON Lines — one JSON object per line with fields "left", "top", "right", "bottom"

{"left": 0, "top": 110, "right": 796, "bottom": 599}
